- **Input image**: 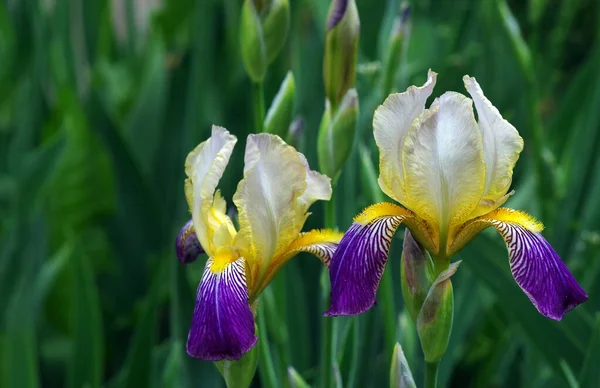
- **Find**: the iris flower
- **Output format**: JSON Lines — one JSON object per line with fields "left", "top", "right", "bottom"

{"left": 176, "top": 126, "right": 342, "bottom": 360}
{"left": 326, "top": 71, "right": 587, "bottom": 320}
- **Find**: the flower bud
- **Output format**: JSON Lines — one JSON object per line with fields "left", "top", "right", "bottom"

{"left": 264, "top": 71, "right": 296, "bottom": 138}
{"left": 390, "top": 343, "right": 416, "bottom": 388}
{"left": 262, "top": 0, "right": 290, "bottom": 64}
{"left": 323, "top": 0, "right": 360, "bottom": 111}
{"left": 416, "top": 261, "right": 460, "bottom": 363}
{"left": 400, "top": 229, "right": 433, "bottom": 323}
{"left": 240, "top": 0, "right": 267, "bottom": 83}
{"left": 317, "top": 88, "right": 358, "bottom": 180}
{"left": 175, "top": 219, "right": 204, "bottom": 264}
{"left": 215, "top": 337, "right": 259, "bottom": 388}
{"left": 287, "top": 116, "right": 305, "bottom": 148}
{"left": 288, "top": 366, "right": 310, "bottom": 388}
{"left": 381, "top": 2, "right": 411, "bottom": 94}
{"left": 240, "top": 0, "right": 290, "bottom": 83}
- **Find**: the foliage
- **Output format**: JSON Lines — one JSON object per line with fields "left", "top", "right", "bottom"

{"left": 0, "top": 0, "right": 598, "bottom": 386}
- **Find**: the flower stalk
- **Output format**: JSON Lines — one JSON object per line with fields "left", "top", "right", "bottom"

{"left": 424, "top": 361, "right": 439, "bottom": 388}
{"left": 258, "top": 305, "right": 278, "bottom": 388}
{"left": 253, "top": 82, "right": 266, "bottom": 133}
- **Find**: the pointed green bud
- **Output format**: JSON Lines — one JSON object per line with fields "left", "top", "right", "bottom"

{"left": 287, "top": 117, "right": 305, "bottom": 148}
{"left": 400, "top": 229, "right": 433, "bottom": 323}
{"left": 317, "top": 88, "right": 358, "bottom": 180}
{"left": 381, "top": 2, "right": 411, "bottom": 94}
{"left": 262, "top": 0, "right": 290, "bottom": 64}
{"left": 240, "top": 0, "right": 267, "bottom": 83}
{"left": 240, "top": 0, "right": 290, "bottom": 82}
{"left": 264, "top": 71, "right": 296, "bottom": 138}
{"left": 390, "top": 343, "right": 416, "bottom": 388}
{"left": 417, "top": 261, "right": 460, "bottom": 363}
{"left": 287, "top": 366, "right": 311, "bottom": 388}
{"left": 323, "top": 0, "right": 360, "bottom": 111}
{"left": 215, "top": 338, "right": 259, "bottom": 388}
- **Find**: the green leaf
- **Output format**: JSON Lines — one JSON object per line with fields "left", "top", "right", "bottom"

{"left": 124, "top": 36, "right": 168, "bottom": 174}
{"left": 1, "top": 218, "right": 46, "bottom": 388}
{"left": 118, "top": 260, "right": 167, "bottom": 388}
{"left": 464, "top": 234, "right": 589, "bottom": 374}
{"left": 579, "top": 315, "right": 600, "bottom": 388}
{"left": 68, "top": 240, "right": 104, "bottom": 388}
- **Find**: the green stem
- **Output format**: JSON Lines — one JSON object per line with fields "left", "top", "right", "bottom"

{"left": 320, "top": 197, "right": 337, "bottom": 388}
{"left": 424, "top": 361, "right": 439, "bottom": 388}
{"left": 253, "top": 82, "right": 265, "bottom": 133}
{"left": 258, "top": 303, "right": 278, "bottom": 388}
{"left": 324, "top": 200, "right": 336, "bottom": 230}
{"left": 379, "top": 269, "right": 396, "bottom": 360}
{"left": 346, "top": 317, "right": 360, "bottom": 388}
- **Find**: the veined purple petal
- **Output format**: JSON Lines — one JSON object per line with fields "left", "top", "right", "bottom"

{"left": 186, "top": 257, "right": 257, "bottom": 360}
{"left": 325, "top": 216, "right": 404, "bottom": 316}
{"left": 497, "top": 223, "right": 588, "bottom": 320}
{"left": 175, "top": 219, "right": 204, "bottom": 264}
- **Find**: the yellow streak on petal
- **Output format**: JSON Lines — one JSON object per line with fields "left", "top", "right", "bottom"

{"left": 354, "top": 202, "right": 413, "bottom": 224}
{"left": 483, "top": 208, "right": 544, "bottom": 232}
{"left": 209, "top": 251, "right": 239, "bottom": 273}
{"left": 352, "top": 202, "right": 439, "bottom": 253}
{"left": 251, "top": 228, "right": 344, "bottom": 299}
{"left": 285, "top": 229, "right": 344, "bottom": 251}
{"left": 448, "top": 207, "right": 543, "bottom": 255}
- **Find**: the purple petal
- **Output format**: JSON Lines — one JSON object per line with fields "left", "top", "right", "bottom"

{"left": 175, "top": 219, "right": 204, "bottom": 264}
{"left": 186, "top": 258, "right": 258, "bottom": 360}
{"left": 326, "top": 0, "right": 348, "bottom": 30}
{"left": 499, "top": 224, "right": 588, "bottom": 320}
{"left": 325, "top": 216, "right": 404, "bottom": 316}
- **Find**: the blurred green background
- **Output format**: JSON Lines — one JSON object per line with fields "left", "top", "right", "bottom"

{"left": 1, "top": 0, "right": 599, "bottom": 387}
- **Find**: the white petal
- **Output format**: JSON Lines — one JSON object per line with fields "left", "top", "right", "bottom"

{"left": 463, "top": 76, "right": 524, "bottom": 201}
{"left": 297, "top": 153, "right": 332, "bottom": 210}
{"left": 402, "top": 92, "right": 485, "bottom": 237}
{"left": 185, "top": 126, "right": 237, "bottom": 255}
{"left": 233, "top": 134, "right": 307, "bottom": 281}
{"left": 373, "top": 70, "right": 437, "bottom": 204}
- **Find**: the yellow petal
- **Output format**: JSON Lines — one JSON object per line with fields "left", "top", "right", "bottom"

{"left": 252, "top": 229, "right": 344, "bottom": 297}
{"left": 402, "top": 92, "right": 485, "bottom": 242}
{"left": 185, "top": 126, "right": 237, "bottom": 256}
{"left": 463, "top": 76, "right": 524, "bottom": 207}
{"left": 233, "top": 134, "right": 308, "bottom": 289}
{"left": 374, "top": 70, "right": 437, "bottom": 204}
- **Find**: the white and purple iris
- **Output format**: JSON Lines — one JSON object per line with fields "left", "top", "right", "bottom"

{"left": 326, "top": 71, "right": 587, "bottom": 321}
{"left": 176, "top": 126, "right": 342, "bottom": 361}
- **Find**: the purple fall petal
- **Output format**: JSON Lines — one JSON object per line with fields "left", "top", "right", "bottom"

{"left": 499, "top": 224, "right": 588, "bottom": 320}
{"left": 175, "top": 219, "right": 204, "bottom": 264}
{"left": 186, "top": 258, "right": 257, "bottom": 361}
{"left": 325, "top": 216, "right": 403, "bottom": 316}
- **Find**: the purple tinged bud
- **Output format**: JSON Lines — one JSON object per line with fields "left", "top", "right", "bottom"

{"left": 288, "top": 116, "right": 305, "bottom": 148}
{"left": 326, "top": 0, "right": 348, "bottom": 30}
{"left": 400, "top": 229, "right": 433, "bottom": 323}
{"left": 323, "top": 0, "right": 360, "bottom": 110}
{"left": 175, "top": 219, "right": 204, "bottom": 265}
{"left": 382, "top": 1, "right": 411, "bottom": 95}
{"left": 400, "top": 2, "right": 411, "bottom": 26}
{"left": 417, "top": 261, "right": 460, "bottom": 363}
